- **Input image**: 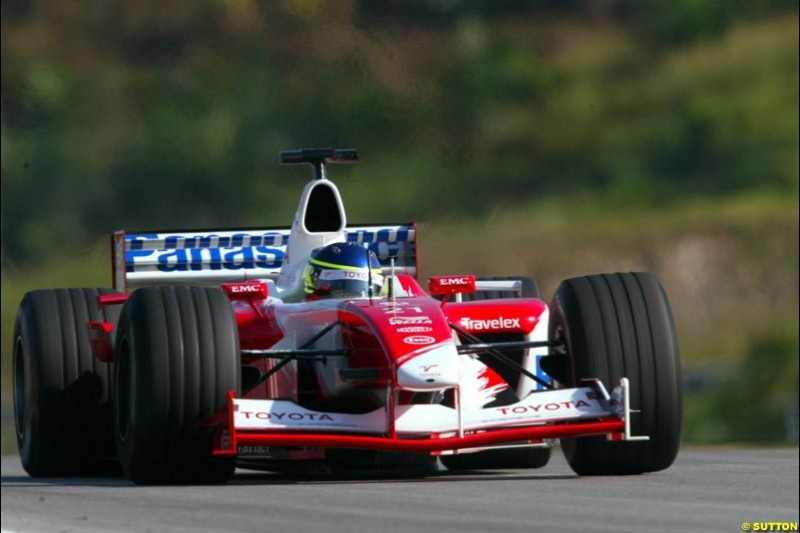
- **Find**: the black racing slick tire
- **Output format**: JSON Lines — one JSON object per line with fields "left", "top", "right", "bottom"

{"left": 114, "top": 286, "right": 241, "bottom": 485}
{"left": 441, "top": 276, "right": 552, "bottom": 471}
{"left": 13, "top": 289, "right": 121, "bottom": 476}
{"left": 550, "top": 272, "right": 682, "bottom": 476}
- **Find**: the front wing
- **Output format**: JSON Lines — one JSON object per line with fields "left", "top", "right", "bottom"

{"left": 213, "top": 378, "right": 647, "bottom": 456}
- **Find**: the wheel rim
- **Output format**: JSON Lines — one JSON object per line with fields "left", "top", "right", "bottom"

{"left": 115, "top": 337, "right": 132, "bottom": 441}
{"left": 13, "top": 337, "right": 26, "bottom": 439}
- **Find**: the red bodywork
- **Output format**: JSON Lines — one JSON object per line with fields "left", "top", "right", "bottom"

{"left": 89, "top": 276, "right": 632, "bottom": 458}
{"left": 213, "top": 277, "right": 628, "bottom": 456}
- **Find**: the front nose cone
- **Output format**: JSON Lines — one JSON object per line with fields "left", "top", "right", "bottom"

{"left": 397, "top": 344, "right": 460, "bottom": 390}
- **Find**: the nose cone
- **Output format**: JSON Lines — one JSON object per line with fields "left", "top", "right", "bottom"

{"left": 397, "top": 344, "right": 460, "bottom": 390}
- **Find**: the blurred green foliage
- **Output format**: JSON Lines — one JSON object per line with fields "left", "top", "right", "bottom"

{"left": 685, "top": 324, "right": 799, "bottom": 443}
{"left": 1, "top": 1, "right": 798, "bottom": 444}
{"left": 2, "top": 0, "right": 797, "bottom": 264}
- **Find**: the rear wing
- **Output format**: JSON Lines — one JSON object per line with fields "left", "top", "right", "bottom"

{"left": 474, "top": 279, "right": 525, "bottom": 294}
{"left": 113, "top": 223, "right": 418, "bottom": 292}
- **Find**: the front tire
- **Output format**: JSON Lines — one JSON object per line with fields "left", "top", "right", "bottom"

{"left": 550, "top": 272, "right": 682, "bottom": 475}
{"left": 13, "top": 289, "right": 121, "bottom": 476}
{"left": 114, "top": 286, "right": 241, "bottom": 484}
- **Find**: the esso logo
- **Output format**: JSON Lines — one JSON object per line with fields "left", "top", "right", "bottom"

{"left": 403, "top": 335, "right": 435, "bottom": 345}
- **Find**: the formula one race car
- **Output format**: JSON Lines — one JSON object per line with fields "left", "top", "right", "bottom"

{"left": 12, "top": 148, "right": 682, "bottom": 484}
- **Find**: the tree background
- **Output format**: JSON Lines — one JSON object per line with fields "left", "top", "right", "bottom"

{"left": 2, "top": 0, "right": 798, "bottom": 446}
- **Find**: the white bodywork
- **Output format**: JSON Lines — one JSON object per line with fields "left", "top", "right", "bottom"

{"left": 232, "top": 379, "right": 642, "bottom": 442}
{"left": 275, "top": 178, "right": 348, "bottom": 301}
{"left": 113, "top": 177, "right": 417, "bottom": 298}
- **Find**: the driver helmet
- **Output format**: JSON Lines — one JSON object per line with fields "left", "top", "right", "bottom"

{"left": 304, "top": 242, "right": 383, "bottom": 299}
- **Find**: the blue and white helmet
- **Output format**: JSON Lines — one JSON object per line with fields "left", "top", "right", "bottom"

{"left": 304, "top": 242, "right": 383, "bottom": 298}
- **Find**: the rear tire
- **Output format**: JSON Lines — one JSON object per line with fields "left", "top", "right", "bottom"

{"left": 442, "top": 275, "right": 551, "bottom": 471}
{"left": 13, "top": 289, "right": 121, "bottom": 476}
{"left": 550, "top": 272, "right": 682, "bottom": 475}
{"left": 114, "top": 286, "right": 241, "bottom": 484}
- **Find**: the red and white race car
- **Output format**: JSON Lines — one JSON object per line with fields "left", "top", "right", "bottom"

{"left": 13, "top": 148, "right": 682, "bottom": 484}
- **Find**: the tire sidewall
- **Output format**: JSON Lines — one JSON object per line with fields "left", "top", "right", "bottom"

{"left": 13, "top": 289, "right": 121, "bottom": 476}
{"left": 13, "top": 296, "right": 40, "bottom": 470}
{"left": 550, "top": 273, "right": 682, "bottom": 475}
{"left": 113, "top": 311, "right": 140, "bottom": 473}
{"left": 112, "top": 286, "right": 240, "bottom": 484}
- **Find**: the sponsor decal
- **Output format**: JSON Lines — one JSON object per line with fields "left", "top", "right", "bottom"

{"left": 496, "top": 400, "right": 593, "bottom": 415}
{"left": 319, "top": 269, "right": 384, "bottom": 284}
{"left": 127, "top": 227, "right": 414, "bottom": 252}
{"left": 438, "top": 277, "right": 472, "bottom": 286}
{"left": 228, "top": 283, "right": 263, "bottom": 293}
{"left": 347, "top": 228, "right": 414, "bottom": 260}
{"left": 127, "top": 232, "right": 288, "bottom": 250}
{"left": 403, "top": 335, "right": 436, "bottom": 345}
{"left": 128, "top": 246, "right": 285, "bottom": 272}
{"left": 223, "top": 282, "right": 268, "bottom": 299}
{"left": 239, "top": 411, "right": 334, "bottom": 421}
{"left": 346, "top": 227, "right": 411, "bottom": 245}
{"left": 417, "top": 363, "right": 442, "bottom": 379}
{"left": 389, "top": 316, "right": 432, "bottom": 326}
{"left": 429, "top": 275, "right": 476, "bottom": 295}
{"left": 460, "top": 316, "right": 521, "bottom": 331}
{"left": 396, "top": 326, "right": 434, "bottom": 333}
{"left": 125, "top": 225, "right": 416, "bottom": 272}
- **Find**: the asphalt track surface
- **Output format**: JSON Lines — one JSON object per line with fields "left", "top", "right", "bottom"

{"left": 2, "top": 447, "right": 798, "bottom": 533}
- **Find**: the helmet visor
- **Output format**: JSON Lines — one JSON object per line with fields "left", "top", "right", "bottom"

{"left": 316, "top": 269, "right": 383, "bottom": 298}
